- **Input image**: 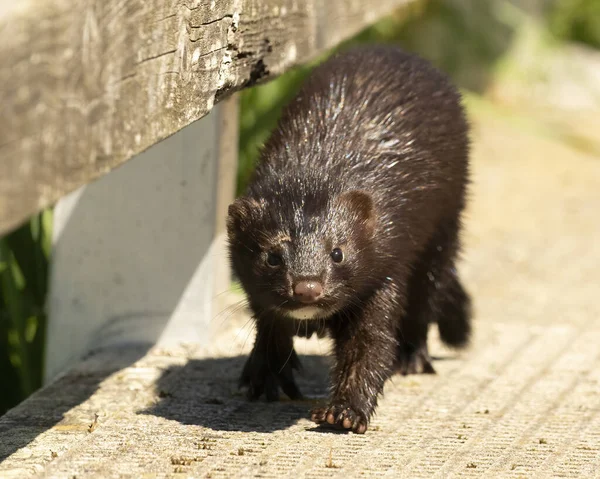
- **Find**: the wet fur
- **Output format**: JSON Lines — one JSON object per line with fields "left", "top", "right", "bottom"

{"left": 227, "top": 45, "right": 472, "bottom": 433}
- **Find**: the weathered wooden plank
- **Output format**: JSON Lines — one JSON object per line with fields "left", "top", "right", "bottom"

{"left": 0, "top": 0, "right": 412, "bottom": 235}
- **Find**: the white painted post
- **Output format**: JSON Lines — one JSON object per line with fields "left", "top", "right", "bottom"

{"left": 45, "top": 97, "right": 239, "bottom": 383}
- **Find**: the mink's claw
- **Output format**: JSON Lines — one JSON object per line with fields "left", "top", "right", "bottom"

{"left": 311, "top": 404, "right": 368, "bottom": 434}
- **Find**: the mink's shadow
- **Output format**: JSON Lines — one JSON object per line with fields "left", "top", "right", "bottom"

{"left": 141, "top": 351, "right": 458, "bottom": 433}
{"left": 140, "top": 354, "right": 332, "bottom": 433}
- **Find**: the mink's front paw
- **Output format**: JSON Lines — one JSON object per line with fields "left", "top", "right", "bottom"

{"left": 239, "top": 347, "right": 303, "bottom": 401}
{"left": 310, "top": 403, "right": 368, "bottom": 434}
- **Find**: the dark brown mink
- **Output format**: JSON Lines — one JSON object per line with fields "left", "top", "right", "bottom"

{"left": 227, "top": 45, "right": 472, "bottom": 434}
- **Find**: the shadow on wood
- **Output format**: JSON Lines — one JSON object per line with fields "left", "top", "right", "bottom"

{"left": 141, "top": 354, "right": 332, "bottom": 433}
{"left": 0, "top": 345, "right": 149, "bottom": 462}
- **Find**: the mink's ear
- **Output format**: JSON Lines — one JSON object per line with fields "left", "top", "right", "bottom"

{"left": 337, "top": 190, "right": 375, "bottom": 237}
{"left": 227, "top": 197, "right": 263, "bottom": 234}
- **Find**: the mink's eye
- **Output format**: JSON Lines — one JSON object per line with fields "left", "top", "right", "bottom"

{"left": 330, "top": 248, "right": 344, "bottom": 263}
{"left": 266, "top": 252, "right": 283, "bottom": 268}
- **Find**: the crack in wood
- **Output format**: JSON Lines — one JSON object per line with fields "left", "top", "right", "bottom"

{"left": 109, "top": 71, "right": 138, "bottom": 86}
{"left": 137, "top": 49, "right": 178, "bottom": 65}
{"left": 155, "top": 12, "right": 177, "bottom": 23}
{"left": 189, "top": 14, "right": 234, "bottom": 28}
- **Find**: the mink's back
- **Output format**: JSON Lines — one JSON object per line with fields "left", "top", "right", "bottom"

{"left": 247, "top": 45, "right": 469, "bottom": 254}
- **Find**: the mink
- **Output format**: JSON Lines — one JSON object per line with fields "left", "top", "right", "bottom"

{"left": 227, "top": 45, "right": 472, "bottom": 434}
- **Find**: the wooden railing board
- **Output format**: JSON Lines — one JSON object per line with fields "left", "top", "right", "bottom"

{"left": 0, "top": 0, "right": 412, "bottom": 235}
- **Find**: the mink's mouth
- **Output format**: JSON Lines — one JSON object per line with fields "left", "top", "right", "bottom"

{"left": 283, "top": 306, "right": 327, "bottom": 320}
{"left": 267, "top": 293, "right": 339, "bottom": 320}
{"left": 275, "top": 299, "right": 336, "bottom": 320}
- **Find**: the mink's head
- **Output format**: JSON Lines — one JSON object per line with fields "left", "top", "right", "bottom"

{"left": 227, "top": 189, "right": 378, "bottom": 320}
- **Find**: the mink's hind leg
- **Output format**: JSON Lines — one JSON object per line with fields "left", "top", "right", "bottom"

{"left": 240, "top": 316, "right": 303, "bottom": 401}
{"left": 395, "top": 289, "right": 436, "bottom": 375}
{"left": 395, "top": 217, "right": 472, "bottom": 374}
{"left": 396, "top": 337, "right": 436, "bottom": 375}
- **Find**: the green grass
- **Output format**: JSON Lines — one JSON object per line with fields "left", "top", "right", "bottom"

{"left": 547, "top": 0, "right": 600, "bottom": 49}
{"left": 0, "top": 210, "right": 52, "bottom": 415}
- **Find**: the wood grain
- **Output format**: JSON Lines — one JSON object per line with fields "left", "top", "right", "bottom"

{"left": 0, "top": 0, "right": 413, "bottom": 235}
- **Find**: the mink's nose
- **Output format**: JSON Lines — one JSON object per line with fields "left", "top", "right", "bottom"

{"left": 293, "top": 280, "right": 324, "bottom": 303}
